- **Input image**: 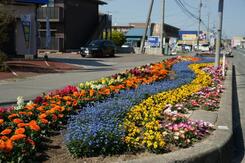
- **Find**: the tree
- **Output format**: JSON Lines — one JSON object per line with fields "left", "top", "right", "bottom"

{"left": 111, "top": 31, "right": 126, "bottom": 47}
{"left": 0, "top": 9, "right": 15, "bottom": 54}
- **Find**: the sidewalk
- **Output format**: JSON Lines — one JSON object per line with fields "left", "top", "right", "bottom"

{"left": 0, "top": 53, "right": 168, "bottom": 105}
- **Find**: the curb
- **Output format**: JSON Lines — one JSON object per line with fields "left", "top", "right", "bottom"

{"left": 126, "top": 65, "right": 233, "bottom": 163}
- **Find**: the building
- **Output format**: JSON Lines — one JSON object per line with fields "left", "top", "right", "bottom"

{"left": 232, "top": 36, "right": 245, "bottom": 48}
{"left": 0, "top": 0, "right": 48, "bottom": 57}
{"left": 177, "top": 30, "right": 209, "bottom": 51}
{"left": 37, "top": 0, "right": 111, "bottom": 52}
{"left": 125, "top": 23, "right": 179, "bottom": 48}
{"left": 112, "top": 25, "right": 134, "bottom": 34}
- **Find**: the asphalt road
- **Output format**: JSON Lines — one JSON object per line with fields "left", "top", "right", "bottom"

{"left": 231, "top": 49, "right": 245, "bottom": 163}
{"left": 0, "top": 53, "right": 170, "bottom": 105}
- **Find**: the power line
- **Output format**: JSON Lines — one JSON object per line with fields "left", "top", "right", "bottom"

{"left": 174, "top": 0, "right": 209, "bottom": 31}
{"left": 174, "top": 0, "right": 199, "bottom": 20}
{"left": 181, "top": 0, "right": 198, "bottom": 10}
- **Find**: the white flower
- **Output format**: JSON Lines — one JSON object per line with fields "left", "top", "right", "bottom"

{"left": 16, "top": 96, "right": 24, "bottom": 105}
{"left": 27, "top": 100, "right": 33, "bottom": 105}
{"left": 15, "top": 96, "right": 25, "bottom": 111}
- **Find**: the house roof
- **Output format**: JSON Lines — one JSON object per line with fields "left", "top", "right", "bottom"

{"left": 96, "top": 0, "right": 107, "bottom": 5}
{"left": 126, "top": 28, "right": 150, "bottom": 37}
{"left": 14, "top": 0, "right": 48, "bottom": 4}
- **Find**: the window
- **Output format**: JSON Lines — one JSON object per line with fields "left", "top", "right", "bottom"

{"left": 48, "top": 0, "right": 54, "bottom": 7}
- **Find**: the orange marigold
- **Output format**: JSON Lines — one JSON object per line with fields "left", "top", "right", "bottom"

{"left": 56, "top": 100, "right": 61, "bottom": 105}
{"left": 36, "top": 106, "right": 45, "bottom": 112}
{"left": 0, "top": 119, "right": 4, "bottom": 125}
{"left": 19, "top": 111, "right": 27, "bottom": 115}
{"left": 63, "top": 96, "right": 72, "bottom": 101}
{"left": 8, "top": 114, "right": 18, "bottom": 119}
{"left": 1, "top": 129, "right": 12, "bottom": 135}
{"left": 0, "top": 139, "right": 5, "bottom": 151}
{"left": 89, "top": 89, "right": 95, "bottom": 97}
{"left": 0, "top": 136, "right": 8, "bottom": 141}
{"left": 10, "top": 134, "right": 26, "bottom": 141}
{"left": 40, "top": 118, "right": 49, "bottom": 124}
{"left": 5, "top": 139, "right": 13, "bottom": 152}
{"left": 104, "top": 89, "right": 110, "bottom": 95}
{"left": 29, "top": 121, "right": 40, "bottom": 132}
{"left": 73, "top": 91, "right": 80, "bottom": 97}
{"left": 17, "top": 123, "right": 28, "bottom": 128}
{"left": 25, "top": 104, "right": 35, "bottom": 110}
{"left": 80, "top": 90, "right": 86, "bottom": 97}
{"left": 15, "top": 128, "right": 25, "bottom": 135}
{"left": 39, "top": 113, "right": 47, "bottom": 119}
{"left": 60, "top": 107, "right": 65, "bottom": 112}
{"left": 13, "top": 118, "right": 23, "bottom": 124}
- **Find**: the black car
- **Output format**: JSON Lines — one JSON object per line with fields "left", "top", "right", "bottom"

{"left": 80, "top": 40, "right": 116, "bottom": 57}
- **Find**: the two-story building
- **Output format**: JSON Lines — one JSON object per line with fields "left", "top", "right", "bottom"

{"left": 37, "top": 0, "right": 111, "bottom": 52}
{"left": 0, "top": 0, "right": 48, "bottom": 57}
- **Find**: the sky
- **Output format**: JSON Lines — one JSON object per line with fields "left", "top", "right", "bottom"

{"left": 100, "top": 0, "right": 245, "bottom": 38}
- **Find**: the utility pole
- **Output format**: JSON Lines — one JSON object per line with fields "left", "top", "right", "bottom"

{"left": 140, "top": 0, "right": 154, "bottom": 54}
{"left": 207, "top": 13, "right": 210, "bottom": 41}
{"left": 160, "top": 0, "right": 165, "bottom": 55}
{"left": 197, "top": 0, "right": 202, "bottom": 52}
{"left": 215, "top": 0, "right": 224, "bottom": 67}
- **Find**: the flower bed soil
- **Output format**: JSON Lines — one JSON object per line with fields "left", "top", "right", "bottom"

{"left": 0, "top": 60, "right": 81, "bottom": 80}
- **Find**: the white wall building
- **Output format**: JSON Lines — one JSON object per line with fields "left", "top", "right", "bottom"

{"left": 232, "top": 36, "right": 245, "bottom": 48}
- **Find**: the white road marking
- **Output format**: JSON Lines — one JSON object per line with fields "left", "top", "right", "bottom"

{"left": 218, "top": 126, "right": 229, "bottom": 130}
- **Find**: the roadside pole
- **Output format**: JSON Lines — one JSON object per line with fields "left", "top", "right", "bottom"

{"left": 197, "top": 0, "right": 202, "bottom": 53}
{"left": 140, "top": 0, "right": 154, "bottom": 54}
{"left": 215, "top": 0, "right": 224, "bottom": 68}
{"left": 222, "top": 52, "right": 226, "bottom": 76}
{"left": 160, "top": 0, "right": 165, "bottom": 55}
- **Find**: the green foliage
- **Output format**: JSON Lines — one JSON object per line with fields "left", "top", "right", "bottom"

{"left": 0, "top": 50, "right": 7, "bottom": 64}
{"left": 111, "top": 31, "right": 126, "bottom": 46}
{"left": 0, "top": 9, "right": 15, "bottom": 51}
{"left": 0, "top": 50, "right": 7, "bottom": 71}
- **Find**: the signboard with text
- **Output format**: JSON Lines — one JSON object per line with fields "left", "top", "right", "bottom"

{"left": 182, "top": 34, "right": 197, "bottom": 41}
{"left": 21, "top": 15, "right": 31, "bottom": 50}
{"left": 16, "top": 0, "right": 48, "bottom": 4}
{"left": 148, "top": 36, "right": 160, "bottom": 47}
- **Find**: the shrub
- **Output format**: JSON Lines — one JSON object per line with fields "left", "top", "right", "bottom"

{"left": 0, "top": 50, "right": 7, "bottom": 71}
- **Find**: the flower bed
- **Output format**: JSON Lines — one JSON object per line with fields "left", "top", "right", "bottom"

{"left": 65, "top": 59, "right": 222, "bottom": 157}
{"left": 123, "top": 63, "right": 215, "bottom": 151}
{"left": 0, "top": 56, "right": 198, "bottom": 162}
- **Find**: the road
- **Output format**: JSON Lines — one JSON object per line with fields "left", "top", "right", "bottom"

{"left": 0, "top": 53, "right": 169, "bottom": 105}
{"left": 231, "top": 48, "right": 245, "bottom": 163}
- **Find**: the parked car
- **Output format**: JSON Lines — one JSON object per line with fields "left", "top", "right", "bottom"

{"left": 223, "top": 48, "right": 233, "bottom": 57}
{"left": 194, "top": 44, "right": 210, "bottom": 52}
{"left": 80, "top": 40, "right": 116, "bottom": 57}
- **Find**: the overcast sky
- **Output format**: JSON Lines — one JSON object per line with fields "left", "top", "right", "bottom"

{"left": 100, "top": 0, "right": 245, "bottom": 38}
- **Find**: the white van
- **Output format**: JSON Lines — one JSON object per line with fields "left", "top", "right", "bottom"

{"left": 194, "top": 44, "right": 210, "bottom": 52}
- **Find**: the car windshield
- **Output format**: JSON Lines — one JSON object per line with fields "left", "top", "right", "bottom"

{"left": 201, "top": 44, "right": 209, "bottom": 47}
{"left": 89, "top": 40, "right": 104, "bottom": 46}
